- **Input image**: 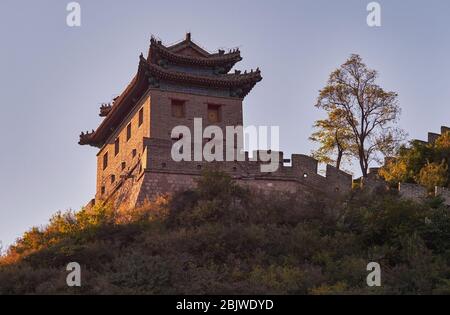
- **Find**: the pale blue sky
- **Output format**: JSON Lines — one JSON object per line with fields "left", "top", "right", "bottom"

{"left": 1, "top": 0, "right": 449, "bottom": 249}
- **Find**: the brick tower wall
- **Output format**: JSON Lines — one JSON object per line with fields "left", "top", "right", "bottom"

{"left": 148, "top": 89, "right": 243, "bottom": 141}
{"left": 94, "top": 88, "right": 243, "bottom": 201}
{"left": 113, "top": 138, "right": 353, "bottom": 208}
{"left": 95, "top": 95, "right": 151, "bottom": 201}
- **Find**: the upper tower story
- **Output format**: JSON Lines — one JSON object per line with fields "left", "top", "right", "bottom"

{"left": 79, "top": 33, "right": 262, "bottom": 148}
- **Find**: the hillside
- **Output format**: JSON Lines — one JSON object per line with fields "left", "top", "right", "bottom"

{"left": 0, "top": 171, "right": 449, "bottom": 294}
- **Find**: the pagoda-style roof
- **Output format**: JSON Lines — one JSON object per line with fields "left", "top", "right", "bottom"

{"left": 144, "top": 59, "right": 261, "bottom": 96}
{"left": 79, "top": 34, "right": 262, "bottom": 147}
{"left": 148, "top": 33, "right": 242, "bottom": 73}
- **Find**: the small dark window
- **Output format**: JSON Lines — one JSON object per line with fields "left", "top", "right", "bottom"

{"left": 207, "top": 104, "right": 221, "bottom": 123}
{"left": 114, "top": 137, "right": 120, "bottom": 156}
{"left": 162, "top": 162, "right": 167, "bottom": 168}
{"left": 121, "top": 162, "right": 126, "bottom": 170}
{"left": 101, "top": 186, "right": 106, "bottom": 195}
{"left": 132, "top": 149, "right": 137, "bottom": 158}
{"left": 103, "top": 152, "right": 108, "bottom": 170}
{"left": 171, "top": 100, "right": 185, "bottom": 118}
{"left": 111, "top": 174, "right": 116, "bottom": 184}
{"left": 126, "top": 123, "right": 132, "bottom": 141}
{"left": 197, "top": 165, "right": 202, "bottom": 170}
{"left": 138, "top": 107, "right": 143, "bottom": 126}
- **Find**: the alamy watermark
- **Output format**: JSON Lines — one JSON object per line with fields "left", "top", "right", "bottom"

{"left": 66, "top": 262, "right": 81, "bottom": 287}
{"left": 171, "top": 119, "right": 280, "bottom": 172}
{"left": 366, "top": 262, "right": 381, "bottom": 287}
{"left": 64, "top": 2, "right": 381, "bottom": 29}
{"left": 66, "top": 2, "right": 81, "bottom": 27}
{"left": 367, "top": 2, "right": 381, "bottom": 27}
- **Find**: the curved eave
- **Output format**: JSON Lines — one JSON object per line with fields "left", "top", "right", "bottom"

{"left": 149, "top": 40, "right": 242, "bottom": 71}
{"left": 146, "top": 62, "right": 262, "bottom": 89}
{"left": 79, "top": 56, "right": 149, "bottom": 147}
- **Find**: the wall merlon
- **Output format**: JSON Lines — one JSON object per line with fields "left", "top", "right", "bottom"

{"left": 291, "top": 154, "right": 318, "bottom": 174}
{"left": 428, "top": 132, "right": 440, "bottom": 144}
{"left": 410, "top": 127, "right": 448, "bottom": 147}
{"left": 367, "top": 167, "right": 381, "bottom": 180}
{"left": 250, "top": 150, "right": 283, "bottom": 164}
{"left": 326, "top": 164, "right": 352, "bottom": 180}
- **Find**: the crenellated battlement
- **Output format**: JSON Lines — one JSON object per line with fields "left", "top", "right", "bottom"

{"left": 415, "top": 125, "right": 450, "bottom": 145}
{"left": 138, "top": 138, "right": 352, "bottom": 197}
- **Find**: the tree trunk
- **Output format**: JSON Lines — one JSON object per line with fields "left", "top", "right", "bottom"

{"left": 358, "top": 147, "right": 368, "bottom": 177}
{"left": 336, "top": 150, "right": 343, "bottom": 170}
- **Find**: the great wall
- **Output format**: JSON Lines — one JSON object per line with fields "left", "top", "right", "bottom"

{"left": 78, "top": 33, "right": 449, "bottom": 209}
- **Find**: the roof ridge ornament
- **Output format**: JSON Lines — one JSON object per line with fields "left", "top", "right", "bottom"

{"left": 99, "top": 103, "right": 113, "bottom": 117}
{"left": 150, "top": 35, "right": 162, "bottom": 45}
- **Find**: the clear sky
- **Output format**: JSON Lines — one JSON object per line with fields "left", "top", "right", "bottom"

{"left": 1, "top": 0, "right": 449, "bottom": 249}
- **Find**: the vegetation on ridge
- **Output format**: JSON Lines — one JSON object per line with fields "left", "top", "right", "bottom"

{"left": 0, "top": 171, "right": 449, "bottom": 295}
{"left": 380, "top": 131, "right": 450, "bottom": 191}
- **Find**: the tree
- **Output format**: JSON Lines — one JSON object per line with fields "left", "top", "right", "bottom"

{"left": 379, "top": 132, "right": 450, "bottom": 189}
{"left": 417, "top": 161, "right": 448, "bottom": 192}
{"left": 315, "top": 54, "right": 404, "bottom": 177}
{"left": 309, "top": 108, "right": 352, "bottom": 170}
{"left": 378, "top": 156, "right": 409, "bottom": 185}
{"left": 379, "top": 140, "right": 431, "bottom": 185}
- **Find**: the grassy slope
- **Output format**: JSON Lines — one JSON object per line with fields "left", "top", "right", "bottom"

{"left": 0, "top": 171, "right": 449, "bottom": 295}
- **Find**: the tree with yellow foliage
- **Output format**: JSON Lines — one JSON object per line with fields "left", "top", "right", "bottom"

{"left": 417, "top": 161, "right": 448, "bottom": 192}
{"left": 380, "top": 131, "right": 450, "bottom": 189}
{"left": 310, "top": 109, "right": 353, "bottom": 170}
{"left": 313, "top": 54, "right": 404, "bottom": 177}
